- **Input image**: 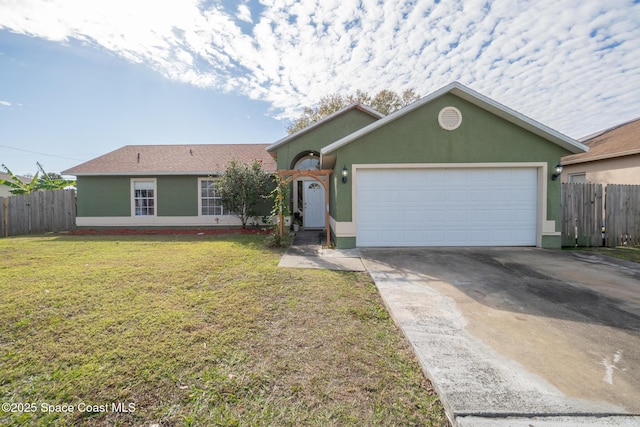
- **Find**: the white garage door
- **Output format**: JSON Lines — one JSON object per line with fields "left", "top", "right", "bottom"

{"left": 356, "top": 168, "right": 538, "bottom": 247}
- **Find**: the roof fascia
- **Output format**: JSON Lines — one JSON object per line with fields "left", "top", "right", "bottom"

{"left": 321, "top": 82, "right": 588, "bottom": 155}
{"left": 578, "top": 116, "right": 640, "bottom": 142}
{"left": 67, "top": 171, "right": 226, "bottom": 177}
{"left": 67, "top": 170, "right": 278, "bottom": 177}
{"left": 266, "top": 103, "right": 384, "bottom": 153}
{"left": 561, "top": 148, "right": 640, "bottom": 165}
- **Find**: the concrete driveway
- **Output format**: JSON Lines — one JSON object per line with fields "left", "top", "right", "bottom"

{"left": 361, "top": 247, "right": 640, "bottom": 426}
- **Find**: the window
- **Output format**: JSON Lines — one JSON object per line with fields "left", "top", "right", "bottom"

{"left": 296, "top": 157, "right": 320, "bottom": 170}
{"left": 200, "top": 179, "right": 225, "bottom": 215}
{"left": 569, "top": 173, "right": 586, "bottom": 184}
{"left": 132, "top": 180, "right": 155, "bottom": 216}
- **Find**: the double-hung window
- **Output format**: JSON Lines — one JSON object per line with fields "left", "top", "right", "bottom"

{"left": 132, "top": 179, "right": 156, "bottom": 216}
{"left": 200, "top": 179, "right": 224, "bottom": 215}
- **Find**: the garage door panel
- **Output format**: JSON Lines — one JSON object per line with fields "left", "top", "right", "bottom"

{"left": 400, "top": 191, "right": 422, "bottom": 204}
{"left": 447, "top": 210, "right": 468, "bottom": 222}
{"left": 469, "top": 229, "right": 491, "bottom": 242}
{"left": 447, "top": 189, "right": 470, "bottom": 202}
{"left": 401, "top": 209, "right": 426, "bottom": 223}
{"left": 423, "top": 189, "right": 447, "bottom": 202}
{"left": 358, "top": 189, "right": 379, "bottom": 203}
{"left": 446, "top": 230, "right": 470, "bottom": 245}
{"left": 470, "top": 189, "right": 492, "bottom": 201}
{"left": 470, "top": 210, "right": 491, "bottom": 222}
{"left": 356, "top": 168, "right": 537, "bottom": 247}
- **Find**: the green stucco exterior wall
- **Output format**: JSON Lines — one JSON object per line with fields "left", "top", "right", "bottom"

{"left": 327, "top": 94, "right": 573, "bottom": 249}
{"left": 77, "top": 176, "right": 131, "bottom": 217}
{"left": 76, "top": 175, "right": 274, "bottom": 218}
{"left": 157, "top": 176, "right": 198, "bottom": 216}
{"left": 273, "top": 109, "right": 380, "bottom": 170}
{"left": 77, "top": 175, "right": 199, "bottom": 217}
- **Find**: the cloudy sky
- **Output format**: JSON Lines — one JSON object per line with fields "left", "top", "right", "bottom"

{"left": 1, "top": 0, "right": 639, "bottom": 175}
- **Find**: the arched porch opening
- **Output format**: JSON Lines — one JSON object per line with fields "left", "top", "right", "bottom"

{"left": 276, "top": 169, "right": 333, "bottom": 248}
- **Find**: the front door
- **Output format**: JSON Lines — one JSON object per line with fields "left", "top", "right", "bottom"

{"left": 303, "top": 181, "right": 325, "bottom": 229}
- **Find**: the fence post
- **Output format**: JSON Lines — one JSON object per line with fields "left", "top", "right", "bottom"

{"left": 2, "top": 197, "right": 7, "bottom": 237}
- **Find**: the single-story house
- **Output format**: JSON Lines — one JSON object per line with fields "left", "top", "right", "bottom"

{"left": 62, "top": 144, "right": 276, "bottom": 227}
{"left": 561, "top": 117, "right": 640, "bottom": 185}
{"left": 64, "top": 82, "right": 588, "bottom": 248}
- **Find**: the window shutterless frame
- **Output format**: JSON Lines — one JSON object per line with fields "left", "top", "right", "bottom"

{"left": 198, "top": 178, "right": 226, "bottom": 216}
{"left": 131, "top": 178, "right": 157, "bottom": 217}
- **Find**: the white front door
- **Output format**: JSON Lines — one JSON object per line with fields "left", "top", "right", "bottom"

{"left": 303, "top": 181, "right": 325, "bottom": 229}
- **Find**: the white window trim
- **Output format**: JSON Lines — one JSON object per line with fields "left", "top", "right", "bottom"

{"left": 198, "top": 177, "right": 229, "bottom": 217}
{"left": 130, "top": 178, "right": 157, "bottom": 217}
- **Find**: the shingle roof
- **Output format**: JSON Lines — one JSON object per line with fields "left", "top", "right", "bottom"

{"left": 562, "top": 117, "right": 640, "bottom": 165}
{"left": 0, "top": 172, "right": 29, "bottom": 183}
{"left": 62, "top": 144, "right": 276, "bottom": 176}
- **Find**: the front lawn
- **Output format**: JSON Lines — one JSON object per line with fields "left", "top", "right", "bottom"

{"left": 0, "top": 234, "right": 447, "bottom": 426}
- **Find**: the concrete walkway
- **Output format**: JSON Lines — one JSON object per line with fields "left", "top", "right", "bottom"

{"left": 277, "top": 230, "right": 366, "bottom": 271}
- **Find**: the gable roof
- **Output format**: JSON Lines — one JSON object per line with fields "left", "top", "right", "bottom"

{"left": 562, "top": 117, "right": 640, "bottom": 165}
{"left": 321, "top": 82, "right": 588, "bottom": 156}
{"left": 266, "top": 103, "right": 384, "bottom": 153}
{"left": 62, "top": 144, "right": 277, "bottom": 176}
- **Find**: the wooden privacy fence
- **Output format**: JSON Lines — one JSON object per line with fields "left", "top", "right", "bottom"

{"left": 606, "top": 184, "right": 640, "bottom": 247}
{"left": 0, "top": 189, "right": 76, "bottom": 237}
{"left": 561, "top": 183, "right": 603, "bottom": 247}
{"left": 562, "top": 183, "right": 640, "bottom": 247}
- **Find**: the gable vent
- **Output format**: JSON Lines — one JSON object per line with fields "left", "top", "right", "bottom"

{"left": 438, "top": 106, "right": 462, "bottom": 131}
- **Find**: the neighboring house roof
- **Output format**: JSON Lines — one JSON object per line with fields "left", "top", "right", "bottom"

{"left": 0, "top": 171, "right": 29, "bottom": 182}
{"left": 321, "top": 81, "right": 588, "bottom": 156}
{"left": 562, "top": 117, "right": 640, "bottom": 165}
{"left": 266, "top": 103, "right": 384, "bottom": 153}
{"left": 62, "top": 144, "right": 277, "bottom": 176}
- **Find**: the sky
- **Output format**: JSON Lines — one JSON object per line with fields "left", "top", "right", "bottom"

{"left": 0, "top": 0, "right": 639, "bottom": 177}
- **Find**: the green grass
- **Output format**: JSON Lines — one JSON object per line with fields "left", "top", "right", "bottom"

{"left": 569, "top": 246, "right": 640, "bottom": 263}
{"left": 0, "top": 234, "right": 448, "bottom": 426}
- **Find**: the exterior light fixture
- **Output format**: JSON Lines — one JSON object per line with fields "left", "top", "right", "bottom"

{"left": 342, "top": 165, "right": 348, "bottom": 184}
{"left": 551, "top": 162, "right": 563, "bottom": 181}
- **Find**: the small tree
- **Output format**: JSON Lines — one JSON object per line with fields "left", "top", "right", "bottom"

{"left": 215, "top": 159, "right": 272, "bottom": 228}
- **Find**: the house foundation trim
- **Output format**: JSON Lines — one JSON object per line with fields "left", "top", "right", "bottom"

{"left": 75, "top": 215, "right": 265, "bottom": 227}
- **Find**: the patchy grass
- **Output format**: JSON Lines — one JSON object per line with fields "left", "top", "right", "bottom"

{"left": 0, "top": 234, "right": 448, "bottom": 426}
{"left": 569, "top": 246, "right": 640, "bottom": 263}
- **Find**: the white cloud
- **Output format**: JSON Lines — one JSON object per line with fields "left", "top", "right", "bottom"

{"left": 237, "top": 3, "right": 252, "bottom": 23}
{"left": 0, "top": 100, "right": 11, "bottom": 107}
{"left": 0, "top": 0, "right": 639, "bottom": 137}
